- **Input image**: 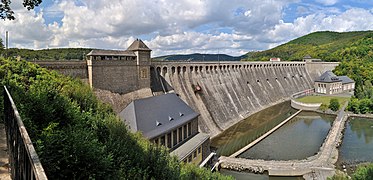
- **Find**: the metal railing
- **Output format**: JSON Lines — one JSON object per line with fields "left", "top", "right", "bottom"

{"left": 3, "top": 86, "right": 48, "bottom": 180}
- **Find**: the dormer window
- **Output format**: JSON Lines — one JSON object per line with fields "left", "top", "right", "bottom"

{"left": 156, "top": 121, "right": 162, "bottom": 126}
{"left": 179, "top": 112, "right": 184, "bottom": 117}
{"left": 169, "top": 116, "right": 174, "bottom": 121}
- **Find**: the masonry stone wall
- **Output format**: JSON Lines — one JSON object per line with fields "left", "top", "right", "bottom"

{"left": 33, "top": 60, "right": 88, "bottom": 80}
{"left": 151, "top": 61, "right": 338, "bottom": 137}
{"left": 87, "top": 60, "right": 150, "bottom": 94}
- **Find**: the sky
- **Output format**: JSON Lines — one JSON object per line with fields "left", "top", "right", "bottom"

{"left": 1, "top": 0, "right": 373, "bottom": 57}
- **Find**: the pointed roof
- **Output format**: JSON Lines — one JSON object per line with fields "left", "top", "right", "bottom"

{"left": 127, "top": 39, "right": 152, "bottom": 51}
{"left": 315, "top": 70, "right": 341, "bottom": 83}
{"left": 339, "top": 76, "right": 354, "bottom": 84}
{"left": 119, "top": 93, "right": 198, "bottom": 139}
{"left": 303, "top": 55, "right": 312, "bottom": 59}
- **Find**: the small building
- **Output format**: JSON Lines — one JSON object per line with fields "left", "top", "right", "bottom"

{"left": 303, "top": 55, "right": 322, "bottom": 62}
{"left": 270, "top": 57, "right": 281, "bottom": 62}
{"left": 119, "top": 93, "right": 210, "bottom": 165}
{"left": 314, "top": 71, "right": 354, "bottom": 95}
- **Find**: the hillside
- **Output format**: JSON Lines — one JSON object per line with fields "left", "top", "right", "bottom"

{"left": 153, "top": 53, "right": 244, "bottom": 61}
{"left": 0, "top": 48, "right": 93, "bottom": 60}
{"left": 0, "top": 57, "right": 232, "bottom": 179}
{"left": 245, "top": 31, "right": 373, "bottom": 61}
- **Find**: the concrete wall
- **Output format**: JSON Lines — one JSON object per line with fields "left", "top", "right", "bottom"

{"left": 305, "top": 62, "right": 339, "bottom": 80}
{"left": 152, "top": 61, "right": 324, "bottom": 137}
{"left": 291, "top": 100, "right": 321, "bottom": 111}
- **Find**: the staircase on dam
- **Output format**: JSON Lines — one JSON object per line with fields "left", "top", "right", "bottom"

{"left": 151, "top": 61, "right": 339, "bottom": 137}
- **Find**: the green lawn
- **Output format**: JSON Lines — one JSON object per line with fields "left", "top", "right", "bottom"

{"left": 296, "top": 95, "right": 350, "bottom": 106}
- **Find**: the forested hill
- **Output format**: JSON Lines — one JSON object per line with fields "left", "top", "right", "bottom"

{"left": 245, "top": 31, "right": 373, "bottom": 61}
{"left": 0, "top": 48, "right": 93, "bottom": 60}
{"left": 153, "top": 53, "right": 244, "bottom": 61}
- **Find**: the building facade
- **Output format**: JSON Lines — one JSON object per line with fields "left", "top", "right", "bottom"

{"left": 86, "top": 39, "right": 151, "bottom": 94}
{"left": 314, "top": 71, "right": 355, "bottom": 95}
{"left": 119, "top": 93, "right": 210, "bottom": 165}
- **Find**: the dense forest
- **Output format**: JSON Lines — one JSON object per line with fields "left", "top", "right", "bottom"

{"left": 0, "top": 47, "right": 93, "bottom": 60}
{"left": 0, "top": 57, "right": 232, "bottom": 179}
{"left": 332, "top": 33, "right": 373, "bottom": 113}
{"left": 153, "top": 53, "right": 243, "bottom": 61}
{"left": 245, "top": 31, "right": 373, "bottom": 61}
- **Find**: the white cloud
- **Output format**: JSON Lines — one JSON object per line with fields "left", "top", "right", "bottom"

{"left": 1, "top": 0, "right": 373, "bottom": 56}
{"left": 265, "top": 8, "right": 373, "bottom": 47}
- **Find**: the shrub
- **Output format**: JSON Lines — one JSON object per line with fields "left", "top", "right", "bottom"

{"left": 329, "top": 98, "right": 340, "bottom": 111}
{"left": 0, "top": 57, "right": 232, "bottom": 179}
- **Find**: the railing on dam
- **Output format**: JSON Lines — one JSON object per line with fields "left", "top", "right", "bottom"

{"left": 151, "top": 61, "right": 307, "bottom": 75}
{"left": 3, "top": 86, "right": 48, "bottom": 180}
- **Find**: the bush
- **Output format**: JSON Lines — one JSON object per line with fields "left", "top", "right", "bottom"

{"left": 329, "top": 98, "right": 340, "bottom": 111}
{"left": 0, "top": 58, "right": 232, "bottom": 179}
{"left": 352, "top": 163, "right": 373, "bottom": 180}
{"left": 319, "top": 103, "right": 329, "bottom": 111}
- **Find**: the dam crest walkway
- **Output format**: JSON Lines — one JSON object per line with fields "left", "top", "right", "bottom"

{"left": 219, "top": 103, "right": 348, "bottom": 179}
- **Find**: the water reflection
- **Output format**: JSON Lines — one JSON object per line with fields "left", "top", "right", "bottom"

{"left": 339, "top": 117, "right": 373, "bottom": 165}
{"left": 211, "top": 101, "right": 298, "bottom": 156}
{"left": 238, "top": 111, "right": 334, "bottom": 160}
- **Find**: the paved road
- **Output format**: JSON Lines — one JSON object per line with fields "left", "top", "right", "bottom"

{"left": 0, "top": 123, "right": 10, "bottom": 180}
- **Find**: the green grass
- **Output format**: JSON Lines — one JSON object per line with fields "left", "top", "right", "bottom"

{"left": 296, "top": 95, "right": 350, "bottom": 106}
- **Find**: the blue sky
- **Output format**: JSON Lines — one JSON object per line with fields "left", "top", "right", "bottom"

{"left": 1, "top": 0, "right": 373, "bottom": 56}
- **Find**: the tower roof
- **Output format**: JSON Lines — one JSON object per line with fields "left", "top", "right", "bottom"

{"left": 127, "top": 39, "right": 152, "bottom": 51}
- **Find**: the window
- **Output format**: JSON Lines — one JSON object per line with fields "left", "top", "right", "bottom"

{"left": 154, "top": 138, "right": 159, "bottom": 145}
{"left": 193, "top": 151, "right": 197, "bottom": 159}
{"left": 160, "top": 136, "right": 165, "bottom": 146}
{"left": 188, "top": 155, "right": 192, "bottom": 162}
{"left": 173, "top": 130, "right": 177, "bottom": 146}
{"left": 167, "top": 133, "right": 171, "bottom": 148}
{"left": 198, "top": 147, "right": 201, "bottom": 154}
{"left": 140, "top": 69, "right": 148, "bottom": 79}
{"left": 183, "top": 125, "right": 187, "bottom": 139}
{"left": 178, "top": 127, "right": 183, "bottom": 143}
{"left": 188, "top": 122, "right": 192, "bottom": 136}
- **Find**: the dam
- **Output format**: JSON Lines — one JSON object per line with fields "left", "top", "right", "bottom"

{"left": 34, "top": 59, "right": 339, "bottom": 138}
{"left": 150, "top": 61, "right": 338, "bottom": 137}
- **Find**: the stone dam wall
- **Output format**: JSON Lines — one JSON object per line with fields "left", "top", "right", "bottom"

{"left": 33, "top": 60, "right": 339, "bottom": 138}
{"left": 151, "top": 61, "right": 338, "bottom": 137}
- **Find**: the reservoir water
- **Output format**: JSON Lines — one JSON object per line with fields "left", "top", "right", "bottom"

{"left": 238, "top": 111, "right": 335, "bottom": 160}
{"left": 338, "top": 117, "right": 373, "bottom": 167}
{"left": 211, "top": 101, "right": 298, "bottom": 156}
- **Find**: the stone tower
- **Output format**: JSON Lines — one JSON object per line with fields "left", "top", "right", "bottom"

{"left": 85, "top": 39, "right": 152, "bottom": 94}
{"left": 127, "top": 39, "right": 152, "bottom": 65}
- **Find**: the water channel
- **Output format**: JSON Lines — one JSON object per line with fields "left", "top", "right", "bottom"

{"left": 238, "top": 111, "right": 335, "bottom": 160}
{"left": 338, "top": 117, "right": 373, "bottom": 170}
{"left": 211, "top": 101, "right": 298, "bottom": 156}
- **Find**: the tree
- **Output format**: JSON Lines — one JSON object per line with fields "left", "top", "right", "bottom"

{"left": 329, "top": 98, "right": 340, "bottom": 111}
{"left": 0, "top": 38, "right": 4, "bottom": 49}
{"left": 1, "top": 0, "right": 42, "bottom": 20}
{"left": 319, "top": 103, "right": 329, "bottom": 112}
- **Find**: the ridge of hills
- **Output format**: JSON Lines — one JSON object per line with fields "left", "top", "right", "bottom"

{"left": 244, "top": 30, "right": 373, "bottom": 61}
